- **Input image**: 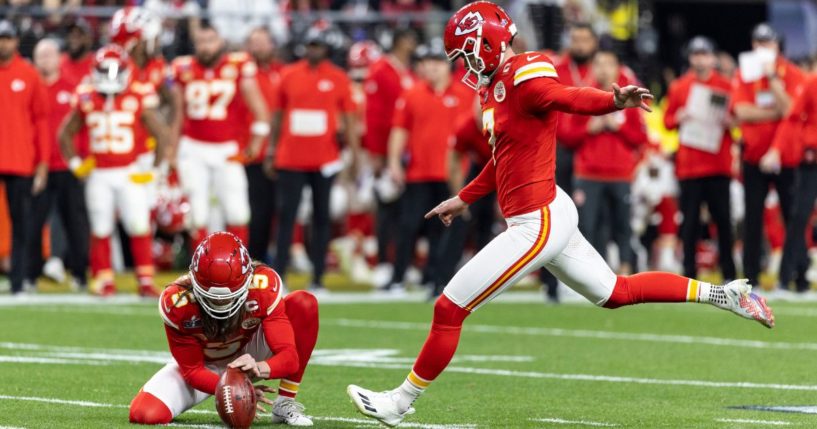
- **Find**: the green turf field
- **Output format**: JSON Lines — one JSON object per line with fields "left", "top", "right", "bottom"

{"left": 0, "top": 290, "right": 816, "bottom": 428}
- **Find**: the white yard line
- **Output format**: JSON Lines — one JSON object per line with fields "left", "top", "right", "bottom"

{"left": 530, "top": 417, "right": 619, "bottom": 427}
{"left": 0, "top": 356, "right": 109, "bottom": 365}
{"left": 715, "top": 418, "right": 792, "bottom": 426}
{"left": 325, "top": 318, "right": 817, "bottom": 351}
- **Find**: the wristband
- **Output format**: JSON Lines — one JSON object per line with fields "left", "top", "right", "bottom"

{"left": 251, "top": 121, "right": 271, "bottom": 136}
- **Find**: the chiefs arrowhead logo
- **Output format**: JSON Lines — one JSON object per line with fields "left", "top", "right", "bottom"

{"left": 455, "top": 11, "right": 484, "bottom": 36}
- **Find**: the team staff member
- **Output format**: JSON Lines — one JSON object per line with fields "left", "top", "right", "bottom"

{"left": 363, "top": 29, "right": 417, "bottom": 280}
{"left": 566, "top": 48, "right": 647, "bottom": 274}
{"left": 385, "top": 43, "right": 473, "bottom": 293}
{"left": 25, "top": 38, "right": 90, "bottom": 291}
{"left": 245, "top": 27, "right": 283, "bottom": 261}
{"left": 732, "top": 23, "right": 805, "bottom": 287}
{"left": 0, "top": 20, "right": 50, "bottom": 295}
{"left": 267, "top": 25, "right": 358, "bottom": 291}
{"left": 59, "top": 18, "right": 94, "bottom": 87}
{"left": 762, "top": 74, "right": 817, "bottom": 292}
{"left": 664, "top": 36, "right": 735, "bottom": 281}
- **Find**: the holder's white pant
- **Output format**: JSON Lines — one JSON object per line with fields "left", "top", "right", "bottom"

{"left": 444, "top": 187, "right": 618, "bottom": 311}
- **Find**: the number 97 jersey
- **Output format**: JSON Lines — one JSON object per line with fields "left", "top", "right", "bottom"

{"left": 170, "top": 52, "right": 258, "bottom": 144}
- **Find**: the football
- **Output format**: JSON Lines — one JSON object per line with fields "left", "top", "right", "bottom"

{"left": 215, "top": 368, "right": 257, "bottom": 429}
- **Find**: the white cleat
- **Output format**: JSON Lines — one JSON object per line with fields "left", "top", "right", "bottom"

{"left": 347, "top": 385, "right": 415, "bottom": 427}
{"left": 271, "top": 398, "right": 313, "bottom": 426}
{"left": 721, "top": 279, "right": 775, "bottom": 329}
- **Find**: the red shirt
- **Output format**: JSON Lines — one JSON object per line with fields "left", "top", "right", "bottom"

{"left": 59, "top": 53, "right": 94, "bottom": 88}
{"left": 73, "top": 81, "right": 159, "bottom": 168}
{"left": 731, "top": 58, "right": 805, "bottom": 165}
{"left": 393, "top": 81, "right": 474, "bottom": 182}
{"left": 772, "top": 74, "right": 817, "bottom": 163}
{"left": 570, "top": 105, "right": 647, "bottom": 181}
{"left": 454, "top": 114, "right": 492, "bottom": 167}
{"left": 664, "top": 71, "right": 733, "bottom": 179}
{"left": 170, "top": 52, "right": 258, "bottom": 143}
{"left": 130, "top": 57, "right": 168, "bottom": 156}
{"left": 159, "top": 265, "right": 297, "bottom": 395}
{"left": 239, "top": 61, "right": 282, "bottom": 158}
{"left": 458, "top": 53, "right": 618, "bottom": 218}
{"left": 273, "top": 60, "right": 355, "bottom": 171}
{"left": 0, "top": 55, "right": 50, "bottom": 176}
{"left": 45, "top": 76, "right": 75, "bottom": 171}
{"left": 363, "top": 56, "right": 414, "bottom": 156}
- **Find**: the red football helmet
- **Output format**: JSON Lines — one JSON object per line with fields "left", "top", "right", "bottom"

{"left": 91, "top": 45, "right": 132, "bottom": 94}
{"left": 348, "top": 40, "right": 382, "bottom": 80}
{"left": 190, "top": 232, "right": 253, "bottom": 320}
{"left": 110, "top": 7, "right": 162, "bottom": 54}
{"left": 444, "top": 1, "right": 517, "bottom": 89}
{"left": 154, "top": 171, "right": 190, "bottom": 236}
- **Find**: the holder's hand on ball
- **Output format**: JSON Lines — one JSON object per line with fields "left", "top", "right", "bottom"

{"left": 254, "top": 384, "right": 276, "bottom": 415}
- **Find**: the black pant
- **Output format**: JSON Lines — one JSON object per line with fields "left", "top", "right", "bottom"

{"left": 575, "top": 179, "right": 633, "bottom": 265}
{"left": 245, "top": 163, "right": 276, "bottom": 262}
{"left": 742, "top": 162, "right": 795, "bottom": 285}
{"left": 1, "top": 175, "right": 32, "bottom": 293}
{"left": 779, "top": 163, "right": 817, "bottom": 291}
{"left": 24, "top": 171, "right": 89, "bottom": 284}
{"left": 375, "top": 193, "right": 400, "bottom": 265}
{"left": 678, "top": 176, "right": 735, "bottom": 280}
{"left": 390, "top": 182, "right": 450, "bottom": 286}
{"left": 274, "top": 170, "right": 334, "bottom": 287}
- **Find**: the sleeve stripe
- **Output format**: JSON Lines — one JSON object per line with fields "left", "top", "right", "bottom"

{"left": 515, "top": 62, "right": 556, "bottom": 75}
{"left": 514, "top": 67, "right": 559, "bottom": 85}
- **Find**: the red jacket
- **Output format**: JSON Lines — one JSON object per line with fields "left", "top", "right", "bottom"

{"left": 569, "top": 102, "right": 647, "bottom": 181}
{"left": 45, "top": 76, "right": 75, "bottom": 171}
{"left": 362, "top": 56, "right": 414, "bottom": 156}
{"left": 664, "top": 71, "right": 733, "bottom": 179}
{"left": 0, "top": 55, "right": 50, "bottom": 176}
{"left": 772, "top": 74, "right": 817, "bottom": 164}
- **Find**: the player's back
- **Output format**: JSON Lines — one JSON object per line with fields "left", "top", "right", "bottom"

{"left": 171, "top": 52, "right": 257, "bottom": 143}
{"left": 480, "top": 52, "right": 561, "bottom": 218}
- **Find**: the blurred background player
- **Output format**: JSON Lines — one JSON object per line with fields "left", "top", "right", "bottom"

{"left": 169, "top": 22, "right": 269, "bottom": 249}
{"left": 363, "top": 28, "right": 417, "bottom": 287}
{"left": 384, "top": 40, "right": 473, "bottom": 294}
{"left": 732, "top": 23, "right": 804, "bottom": 288}
{"left": 129, "top": 232, "right": 318, "bottom": 426}
{"left": 244, "top": 26, "right": 283, "bottom": 262}
{"left": 0, "top": 19, "right": 50, "bottom": 296}
{"left": 58, "top": 45, "right": 169, "bottom": 296}
{"left": 664, "top": 36, "right": 735, "bottom": 282}
{"left": 25, "top": 38, "right": 90, "bottom": 292}
{"left": 59, "top": 17, "right": 94, "bottom": 88}
{"left": 267, "top": 23, "right": 358, "bottom": 292}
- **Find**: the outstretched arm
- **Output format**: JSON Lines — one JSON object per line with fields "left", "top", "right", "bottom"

{"left": 519, "top": 78, "right": 653, "bottom": 116}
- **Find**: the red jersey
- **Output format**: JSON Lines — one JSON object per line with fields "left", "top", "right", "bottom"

{"left": 59, "top": 53, "right": 94, "bottom": 88}
{"left": 458, "top": 53, "right": 618, "bottom": 218}
{"left": 569, "top": 105, "right": 647, "bottom": 181}
{"left": 454, "top": 114, "right": 492, "bottom": 167}
{"left": 131, "top": 57, "right": 168, "bottom": 156}
{"left": 273, "top": 60, "right": 356, "bottom": 171}
{"left": 363, "top": 56, "right": 415, "bottom": 156}
{"left": 0, "top": 55, "right": 50, "bottom": 176}
{"left": 73, "top": 82, "right": 159, "bottom": 168}
{"left": 45, "top": 76, "right": 75, "bottom": 171}
{"left": 238, "top": 61, "right": 282, "bottom": 158}
{"left": 664, "top": 71, "right": 733, "bottom": 179}
{"left": 393, "top": 81, "right": 474, "bottom": 182}
{"left": 159, "top": 264, "right": 297, "bottom": 395}
{"left": 772, "top": 74, "right": 817, "bottom": 163}
{"left": 731, "top": 57, "right": 805, "bottom": 165}
{"left": 171, "top": 52, "right": 258, "bottom": 143}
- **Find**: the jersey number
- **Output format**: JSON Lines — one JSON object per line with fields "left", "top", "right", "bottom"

{"left": 185, "top": 80, "right": 236, "bottom": 120}
{"left": 482, "top": 108, "right": 496, "bottom": 147}
{"left": 86, "top": 112, "right": 135, "bottom": 154}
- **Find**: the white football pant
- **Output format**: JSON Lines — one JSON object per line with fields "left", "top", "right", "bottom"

{"left": 85, "top": 165, "right": 152, "bottom": 237}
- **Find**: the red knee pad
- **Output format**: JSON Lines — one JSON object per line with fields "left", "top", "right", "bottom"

{"left": 285, "top": 290, "right": 319, "bottom": 316}
{"left": 129, "top": 390, "right": 173, "bottom": 425}
{"left": 432, "top": 295, "right": 470, "bottom": 326}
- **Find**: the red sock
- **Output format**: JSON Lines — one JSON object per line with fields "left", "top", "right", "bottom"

{"left": 410, "top": 295, "right": 471, "bottom": 383}
{"left": 129, "top": 389, "right": 173, "bottom": 424}
{"left": 278, "top": 290, "right": 320, "bottom": 398}
{"left": 226, "top": 225, "right": 249, "bottom": 247}
{"left": 90, "top": 236, "right": 112, "bottom": 279}
{"left": 130, "top": 234, "right": 154, "bottom": 286}
{"left": 604, "top": 272, "right": 696, "bottom": 309}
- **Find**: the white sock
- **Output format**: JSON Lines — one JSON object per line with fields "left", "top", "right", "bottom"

{"left": 394, "top": 371, "right": 427, "bottom": 412}
{"left": 696, "top": 281, "right": 728, "bottom": 308}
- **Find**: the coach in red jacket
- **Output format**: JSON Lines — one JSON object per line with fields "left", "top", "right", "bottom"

{"left": 664, "top": 36, "right": 735, "bottom": 281}
{"left": 566, "top": 48, "right": 647, "bottom": 274}
{"left": 0, "top": 20, "right": 50, "bottom": 295}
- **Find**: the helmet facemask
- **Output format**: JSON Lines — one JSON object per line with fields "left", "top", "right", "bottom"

{"left": 92, "top": 59, "right": 130, "bottom": 94}
{"left": 448, "top": 26, "right": 507, "bottom": 90}
{"left": 191, "top": 273, "right": 251, "bottom": 320}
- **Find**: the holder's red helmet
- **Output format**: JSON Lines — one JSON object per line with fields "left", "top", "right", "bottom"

{"left": 189, "top": 232, "right": 253, "bottom": 320}
{"left": 444, "top": 1, "right": 517, "bottom": 89}
{"left": 91, "top": 45, "right": 132, "bottom": 94}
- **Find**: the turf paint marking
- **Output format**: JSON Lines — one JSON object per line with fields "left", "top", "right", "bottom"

{"left": 732, "top": 405, "right": 817, "bottom": 415}
{"left": 715, "top": 418, "right": 792, "bottom": 426}
{"left": 0, "top": 394, "right": 476, "bottom": 429}
{"left": 530, "top": 417, "right": 619, "bottom": 427}
{"left": 326, "top": 318, "right": 817, "bottom": 351}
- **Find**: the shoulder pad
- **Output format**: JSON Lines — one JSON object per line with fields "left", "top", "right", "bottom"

{"left": 159, "top": 283, "right": 198, "bottom": 330}
{"left": 249, "top": 265, "right": 284, "bottom": 316}
{"left": 513, "top": 53, "right": 559, "bottom": 86}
